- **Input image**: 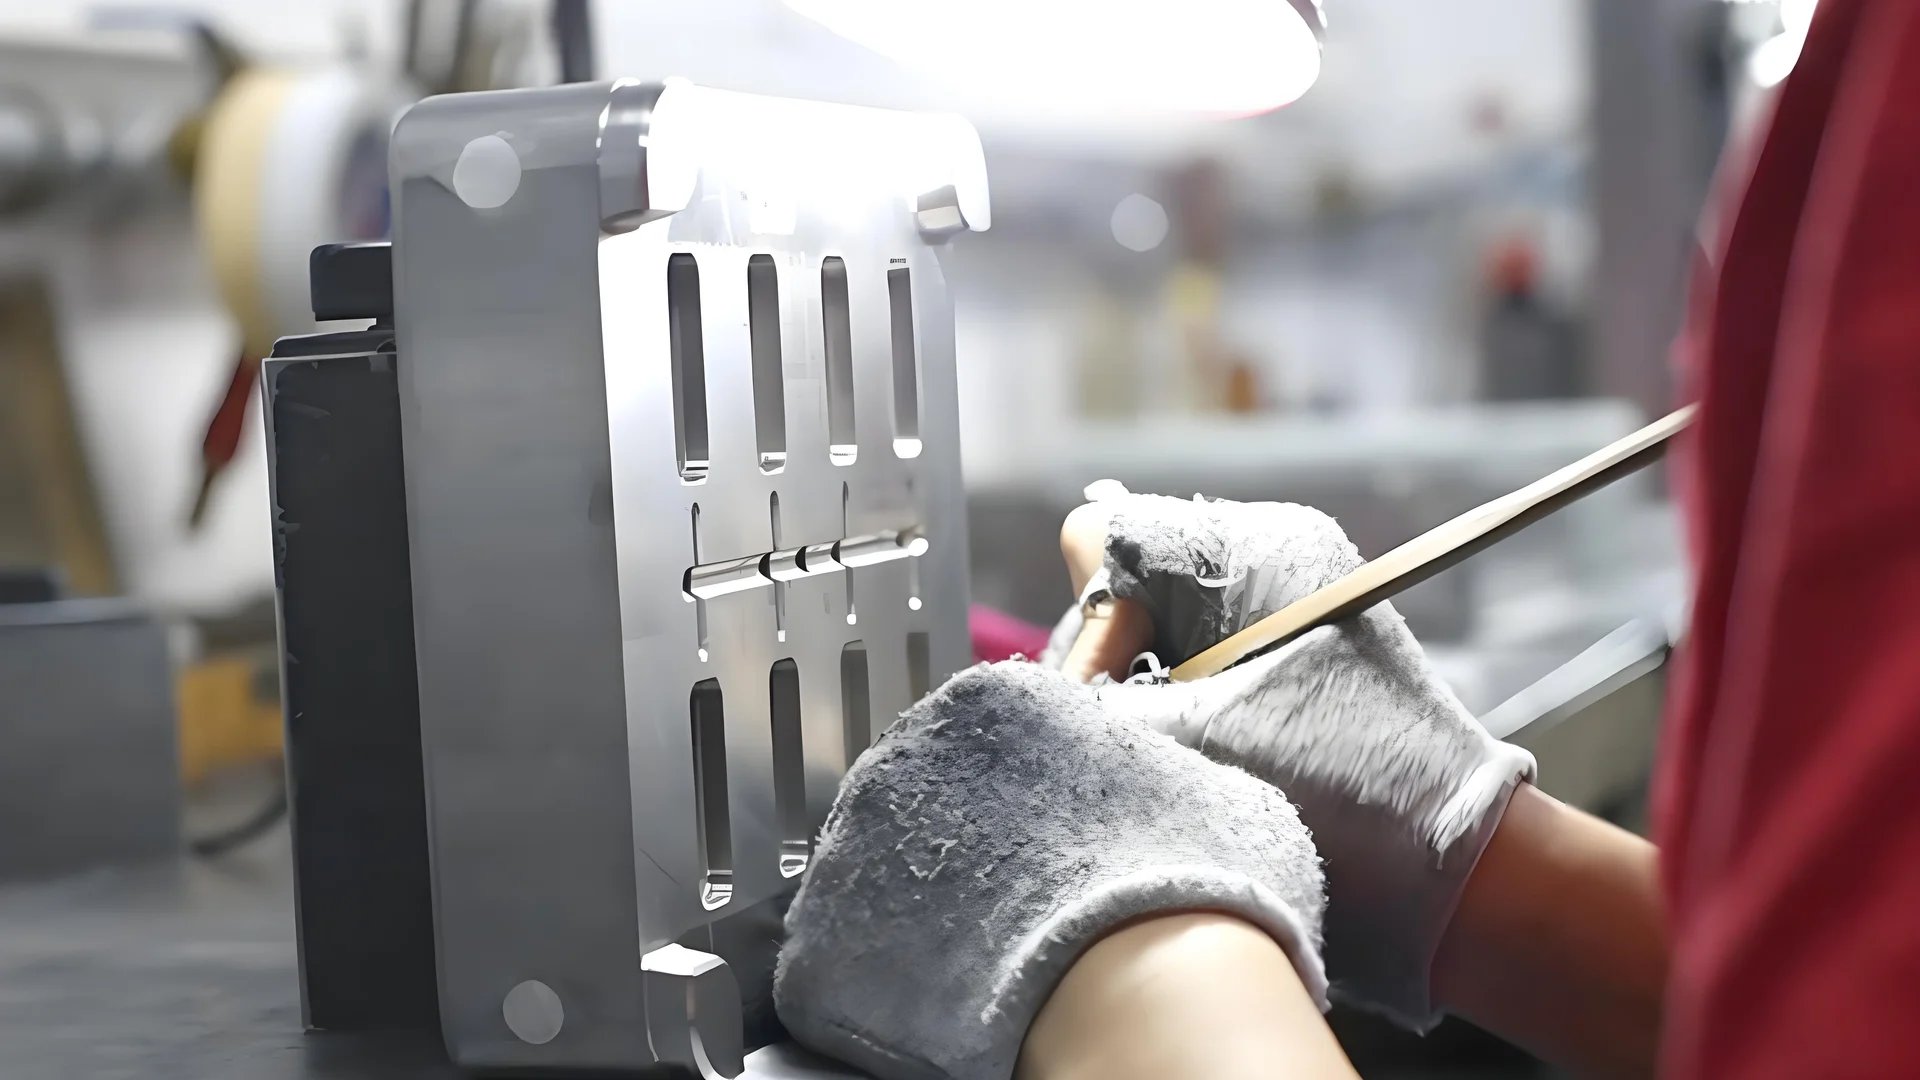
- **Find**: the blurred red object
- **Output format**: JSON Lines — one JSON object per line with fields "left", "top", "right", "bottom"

{"left": 1656, "top": 1, "right": 1920, "bottom": 1074}
{"left": 969, "top": 604, "right": 1051, "bottom": 663}
{"left": 188, "top": 351, "right": 258, "bottom": 529}
{"left": 1485, "top": 236, "right": 1539, "bottom": 297}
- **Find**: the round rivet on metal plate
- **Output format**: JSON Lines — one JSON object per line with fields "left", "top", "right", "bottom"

{"left": 502, "top": 979, "right": 564, "bottom": 1045}
{"left": 453, "top": 134, "right": 522, "bottom": 210}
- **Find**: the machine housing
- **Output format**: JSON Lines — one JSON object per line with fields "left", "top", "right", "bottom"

{"left": 264, "top": 79, "right": 988, "bottom": 1076}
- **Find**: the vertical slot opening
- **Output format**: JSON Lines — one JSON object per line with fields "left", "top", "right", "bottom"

{"left": 907, "top": 631, "right": 931, "bottom": 703}
{"left": 841, "top": 483, "right": 856, "bottom": 625}
{"left": 887, "top": 264, "right": 922, "bottom": 458}
{"left": 906, "top": 476, "right": 924, "bottom": 611}
{"left": 769, "top": 659, "right": 809, "bottom": 877}
{"left": 769, "top": 492, "right": 786, "bottom": 642}
{"left": 690, "top": 679, "right": 732, "bottom": 909}
{"left": 748, "top": 255, "right": 787, "bottom": 473}
{"left": 840, "top": 641, "right": 871, "bottom": 768}
{"left": 689, "top": 504, "right": 709, "bottom": 662}
{"left": 821, "top": 257, "right": 857, "bottom": 465}
{"left": 668, "top": 254, "right": 710, "bottom": 482}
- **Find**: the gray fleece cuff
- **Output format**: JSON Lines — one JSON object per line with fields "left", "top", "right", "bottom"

{"left": 776, "top": 662, "right": 1328, "bottom": 1080}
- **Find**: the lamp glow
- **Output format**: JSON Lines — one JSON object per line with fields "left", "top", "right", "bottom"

{"left": 1750, "top": 0, "right": 1819, "bottom": 89}
{"left": 1780, "top": 0, "right": 1818, "bottom": 36}
{"left": 1748, "top": 30, "right": 1802, "bottom": 88}
{"left": 785, "top": 0, "right": 1325, "bottom": 117}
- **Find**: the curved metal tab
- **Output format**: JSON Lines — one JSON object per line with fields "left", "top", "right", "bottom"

{"left": 643, "top": 944, "right": 746, "bottom": 1079}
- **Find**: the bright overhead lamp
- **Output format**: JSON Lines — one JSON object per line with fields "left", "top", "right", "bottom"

{"left": 785, "top": 0, "right": 1327, "bottom": 118}
{"left": 1748, "top": 0, "right": 1819, "bottom": 88}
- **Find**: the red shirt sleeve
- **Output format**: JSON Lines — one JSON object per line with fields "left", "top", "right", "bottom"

{"left": 1659, "top": 2, "right": 1920, "bottom": 1075}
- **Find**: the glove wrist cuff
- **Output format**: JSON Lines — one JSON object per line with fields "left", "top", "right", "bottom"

{"left": 1333, "top": 773, "right": 1528, "bottom": 1032}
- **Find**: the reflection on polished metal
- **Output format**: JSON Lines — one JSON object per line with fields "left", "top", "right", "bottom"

{"left": 684, "top": 529, "right": 928, "bottom": 601}
{"left": 834, "top": 528, "right": 928, "bottom": 568}
{"left": 686, "top": 553, "right": 770, "bottom": 601}
{"left": 1481, "top": 619, "right": 1673, "bottom": 742}
{"left": 390, "top": 79, "right": 986, "bottom": 1072}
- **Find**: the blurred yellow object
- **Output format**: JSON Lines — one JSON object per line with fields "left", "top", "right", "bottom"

{"left": 1168, "top": 261, "right": 1223, "bottom": 316}
{"left": 195, "top": 68, "right": 292, "bottom": 359}
{"left": 1167, "top": 261, "right": 1266, "bottom": 413}
{"left": 193, "top": 64, "right": 404, "bottom": 357}
{"left": 176, "top": 656, "right": 282, "bottom": 788}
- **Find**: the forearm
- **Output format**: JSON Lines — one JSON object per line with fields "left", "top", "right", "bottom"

{"left": 1018, "top": 913, "right": 1359, "bottom": 1080}
{"left": 1434, "top": 785, "right": 1667, "bottom": 1078}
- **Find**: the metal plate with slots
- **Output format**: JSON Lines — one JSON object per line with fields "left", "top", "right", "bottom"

{"left": 389, "top": 80, "right": 987, "bottom": 1074}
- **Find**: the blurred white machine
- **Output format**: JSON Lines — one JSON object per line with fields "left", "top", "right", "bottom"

{"left": 265, "top": 80, "right": 989, "bottom": 1077}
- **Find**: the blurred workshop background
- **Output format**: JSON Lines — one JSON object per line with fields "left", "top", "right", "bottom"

{"left": 0, "top": 0, "right": 1810, "bottom": 1075}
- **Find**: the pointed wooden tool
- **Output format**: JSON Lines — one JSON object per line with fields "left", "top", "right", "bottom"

{"left": 1169, "top": 404, "right": 1697, "bottom": 682}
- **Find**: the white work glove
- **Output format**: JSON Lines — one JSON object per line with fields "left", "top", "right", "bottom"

{"left": 1053, "top": 488, "right": 1536, "bottom": 1031}
{"left": 777, "top": 661, "right": 1328, "bottom": 1080}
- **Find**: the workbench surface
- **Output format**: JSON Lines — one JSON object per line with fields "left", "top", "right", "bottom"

{"left": 0, "top": 828, "right": 855, "bottom": 1080}
{"left": 0, "top": 826, "right": 1539, "bottom": 1079}
{"left": 0, "top": 827, "right": 460, "bottom": 1080}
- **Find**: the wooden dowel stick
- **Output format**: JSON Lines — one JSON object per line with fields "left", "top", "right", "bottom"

{"left": 1169, "top": 405, "right": 1697, "bottom": 682}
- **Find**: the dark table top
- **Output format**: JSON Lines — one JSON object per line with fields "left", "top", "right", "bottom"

{"left": 0, "top": 828, "right": 463, "bottom": 1080}
{"left": 0, "top": 828, "right": 875, "bottom": 1080}
{"left": 0, "top": 827, "right": 1537, "bottom": 1080}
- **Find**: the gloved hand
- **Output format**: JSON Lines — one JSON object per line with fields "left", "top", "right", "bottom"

{"left": 776, "top": 661, "right": 1328, "bottom": 1080}
{"left": 1051, "top": 487, "right": 1536, "bottom": 1031}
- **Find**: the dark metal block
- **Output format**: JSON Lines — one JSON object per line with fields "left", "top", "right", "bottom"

{"left": 263, "top": 343, "right": 438, "bottom": 1035}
